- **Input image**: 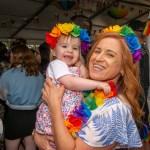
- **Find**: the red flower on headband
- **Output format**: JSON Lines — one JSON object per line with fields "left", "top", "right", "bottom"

{"left": 46, "top": 32, "right": 57, "bottom": 49}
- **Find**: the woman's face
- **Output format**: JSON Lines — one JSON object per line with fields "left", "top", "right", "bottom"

{"left": 89, "top": 37, "right": 124, "bottom": 83}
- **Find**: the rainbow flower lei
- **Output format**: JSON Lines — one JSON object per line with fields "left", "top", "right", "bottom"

{"left": 46, "top": 23, "right": 91, "bottom": 55}
{"left": 103, "top": 25, "right": 142, "bottom": 63}
{"left": 65, "top": 82, "right": 117, "bottom": 137}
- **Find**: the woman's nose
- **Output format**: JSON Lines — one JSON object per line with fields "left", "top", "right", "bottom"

{"left": 95, "top": 53, "right": 104, "bottom": 61}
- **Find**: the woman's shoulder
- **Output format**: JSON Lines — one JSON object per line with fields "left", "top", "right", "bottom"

{"left": 1, "top": 68, "right": 15, "bottom": 77}
{"left": 107, "top": 96, "right": 131, "bottom": 108}
{"left": 91, "top": 97, "right": 132, "bottom": 119}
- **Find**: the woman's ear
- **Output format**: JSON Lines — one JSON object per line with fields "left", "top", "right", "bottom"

{"left": 51, "top": 48, "right": 56, "bottom": 57}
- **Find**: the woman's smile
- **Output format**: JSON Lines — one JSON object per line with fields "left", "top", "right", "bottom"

{"left": 93, "top": 64, "right": 106, "bottom": 71}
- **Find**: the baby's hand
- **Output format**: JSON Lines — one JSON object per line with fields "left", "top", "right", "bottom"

{"left": 97, "top": 82, "right": 111, "bottom": 95}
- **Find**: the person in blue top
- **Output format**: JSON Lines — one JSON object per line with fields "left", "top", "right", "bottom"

{"left": 34, "top": 25, "right": 144, "bottom": 150}
{"left": 0, "top": 44, "right": 44, "bottom": 150}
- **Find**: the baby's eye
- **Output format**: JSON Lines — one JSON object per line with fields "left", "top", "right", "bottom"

{"left": 62, "top": 45, "right": 67, "bottom": 48}
{"left": 73, "top": 47, "right": 79, "bottom": 50}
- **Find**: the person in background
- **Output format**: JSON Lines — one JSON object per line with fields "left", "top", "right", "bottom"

{"left": 70, "top": 15, "right": 92, "bottom": 36}
{"left": 35, "top": 42, "right": 50, "bottom": 77}
{"left": 15, "top": 38, "right": 27, "bottom": 45}
{"left": 10, "top": 38, "right": 27, "bottom": 49}
{"left": 132, "top": 31, "right": 149, "bottom": 150}
{"left": 0, "top": 42, "right": 9, "bottom": 75}
{"left": 147, "top": 35, "right": 150, "bottom": 111}
{"left": 0, "top": 42, "right": 9, "bottom": 150}
{"left": 0, "top": 45, "right": 44, "bottom": 150}
{"left": 34, "top": 25, "right": 143, "bottom": 150}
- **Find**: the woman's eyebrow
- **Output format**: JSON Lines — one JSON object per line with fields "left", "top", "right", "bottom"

{"left": 95, "top": 47, "right": 101, "bottom": 50}
{"left": 107, "top": 49, "right": 117, "bottom": 55}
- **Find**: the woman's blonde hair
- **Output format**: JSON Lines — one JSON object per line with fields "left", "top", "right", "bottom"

{"left": 10, "top": 44, "right": 39, "bottom": 76}
{"left": 86, "top": 32, "right": 143, "bottom": 123}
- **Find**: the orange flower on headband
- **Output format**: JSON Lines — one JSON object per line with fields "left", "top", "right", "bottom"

{"left": 50, "top": 26, "right": 61, "bottom": 37}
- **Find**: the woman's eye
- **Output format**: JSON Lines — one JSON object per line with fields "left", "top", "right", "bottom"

{"left": 94, "top": 50, "right": 100, "bottom": 54}
{"left": 107, "top": 53, "right": 114, "bottom": 57}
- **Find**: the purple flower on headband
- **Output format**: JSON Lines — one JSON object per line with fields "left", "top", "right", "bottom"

{"left": 133, "top": 50, "right": 142, "bottom": 63}
{"left": 81, "top": 42, "right": 90, "bottom": 55}
{"left": 80, "top": 29, "right": 91, "bottom": 43}
{"left": 124, "top": 35, "right": 141, "bottom": 54}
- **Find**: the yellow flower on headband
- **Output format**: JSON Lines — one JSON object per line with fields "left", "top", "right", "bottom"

{"left": 112, "top": 25, "right": 122, "bottom": 32}
{"left": 103, "top": 25, "right": 122, "bottom": 33}
{"left": 57, "top": 23, "right": 75, "bottom": 35}
{"left": 50, "top": 26, "right": 61, "bottom": 37}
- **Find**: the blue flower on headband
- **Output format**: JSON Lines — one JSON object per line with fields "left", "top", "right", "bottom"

{"left": 80, "top": 29, "right": 91, "bottom": 43}
{"left": 124, "top": 35, "right": 141, "bottom": 54}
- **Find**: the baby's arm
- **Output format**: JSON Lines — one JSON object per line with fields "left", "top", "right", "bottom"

{"left": 58, "top": 75, "right": 111, "bottom": 94}
{"left": 48, "top": 59, "right": 110, "bottom": 94}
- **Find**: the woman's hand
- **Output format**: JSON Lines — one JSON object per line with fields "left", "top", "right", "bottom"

{"left": 42, "top": 77, "right": 65, "bottom": 111}
{"left": 34, "top": 131, "right": 54, "bottom": 150}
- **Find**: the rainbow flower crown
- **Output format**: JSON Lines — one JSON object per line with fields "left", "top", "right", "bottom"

{"left": 102, "top": 25, "right": 142, "bottom": 63}
{"left": 46, "top": 23, "right": 91, "bottom": 55}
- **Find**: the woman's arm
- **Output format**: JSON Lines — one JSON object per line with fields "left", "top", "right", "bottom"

{"left": 34, "top": 131, "right": 55, "bottom": 150}
{"left": 42, "top": 78, "right": 117, "bottom": 150}
{"left": 0, "top": 82, "right": 8, "bottom": 101}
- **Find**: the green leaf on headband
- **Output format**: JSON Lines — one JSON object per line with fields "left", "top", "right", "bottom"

{"left": 71, "top": 25, "right": 81, "bottom": 37}
{"left": 120, "top": 25, "right": 135, "bottom": 36}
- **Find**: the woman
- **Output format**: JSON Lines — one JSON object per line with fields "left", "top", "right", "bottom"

{"left": 0, "top": 45, "right": 44, "bottom": 150}
{"left": 34, "top": 25, "right": 144, "bottom": 149}
{"left": 35, "top": 42, "right": 50, "bottom": 77}
{"left": 0, "top": 42, "right": 9, "bottom": 150}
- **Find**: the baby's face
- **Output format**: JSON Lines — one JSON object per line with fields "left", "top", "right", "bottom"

{"left": 53, "top": 35, "right": 81, "bottom": 66}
